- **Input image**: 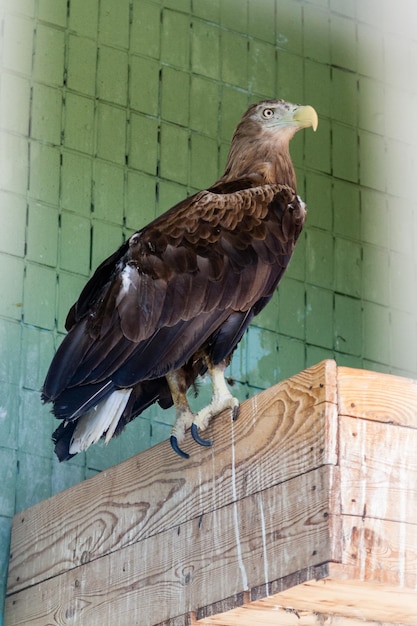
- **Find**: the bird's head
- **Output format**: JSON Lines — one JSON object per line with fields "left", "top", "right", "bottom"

{"left": 220, "top": 99, "right": 318, "bottom": 187}
{"left": 245, "top": 99, "right": 318, "bottom": 139}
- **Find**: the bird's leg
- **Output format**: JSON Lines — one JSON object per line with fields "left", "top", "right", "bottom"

{"left": 191, "top": 359, "right": 239, "bottom": 446}
{"left": 166, "top": 370, "right": 195, "bottom": 459}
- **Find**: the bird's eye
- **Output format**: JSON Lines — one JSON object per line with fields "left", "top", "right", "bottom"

{"left": 262, "top": 108, "right": 274, "bottom": 119}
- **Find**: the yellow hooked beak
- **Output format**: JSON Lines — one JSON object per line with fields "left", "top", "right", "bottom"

{"left": 293, "top": 105, "right": 318, "bottom": 131}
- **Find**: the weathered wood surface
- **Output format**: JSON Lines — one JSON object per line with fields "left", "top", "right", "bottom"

{"left": 7, "top": 360, "right": 337, "bottom": 595}
{"left": 199, "top": 568, "right": 417, "bottom": 626}
{"left": 340, "top": 515, "right": 417, "bottom": 588}
{"left": 6, "top": 360, "right": 417, "bottom": 626}
{"left": 5, "top": 467, "right": 334, "bottom": 626}
{"left": 337, "top": 366, "right": 417, "bottom": 428}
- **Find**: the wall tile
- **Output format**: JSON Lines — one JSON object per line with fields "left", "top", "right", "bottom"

{"left": 31, "top": 83, "right": 62, "bottom": 145}
{"left": 96, "top": 103, "right": 126, "bottom": 164}
{"left": 0, "top": 254, "right": 24, "bottom": 321}
{"left": 306, "top": 228, "right": 334, "bottom": 289}
{"left": 248, "top": 0, "right": 275, "bottom": 43}
{"left": 59, "top": 212, "right": 91, "bottom": 275}
{"left": 64, "top": 93, "right": 95, "bottom": 154}
{"left": 306, "top": 285, "right": 333, "bottom": 349}
{"left": 358, "top": 130, "right": 386, "bottom": 192}
{"left": 15, "top": 452, "right": 52, "bottom": 512}
{"left": 69, "top": 0, "right": 99, "bottom": 39}
{"left": 248, "top": 40, "right": 276, "bottom": 96}
{"left": 0, "top": 319, "right": 22, "bottom": 385}
{"left": 332, "top": 122, "right": 358, "bottom": 183}
{"left": 93, "top": 160, "right": 124, "bottom": 223}
{"left": 221, "top": 30, "right": 248, "bottom": 88}
{"left": 0, "top": 73, "right": 31, "bottom": 135}
{"left": 363, "top": 301, "right": 390, "bottom": 364}
{"left": 23, "top": 262, "right": 56, "bottom": 329}
{"left": 334, "top": 237, "right": 361, "bottom": 297}
{"left": 0, "top": 192, "right": 26, "bottom": 257}
{"left": 332, "top": 180, "right": 360, "bottom": 240}
{"left": 190, "top": 133, "right": 218, "bottom": 189}
{"left": 3, "top": 14, "right": 34, "bottom": 76}
{"left": 56, "top": 271, "right": 87, "bottom": 332}
{"left": 28, "top": 142, "right": 60, "bottom": 205}
{"left": 67, "top": 35, "right": 97, "bottom": 97}
{"left": 0, "top": 132, "right": 29, "bottom": 195}
{"left": 160, "top": 123, "right": 189, "bottom": 184}
{"left": 278, "top": 278, "right": 306, "bottom": 340}
{"left": 0, "top": 383, "right": 19, "bottom": 450}
{"left": 190, "top": 76, "right": 219, "bottom": 137}
{"left": 98, "top": 0, "right": 130, "bottom": 48}
{"left": 90, "top": 220, "right": 123, "bottom": 269}
{"left": 191, "top": 20, "right": 220, "bottom": 80}
{"left": 38, "top": 0, "right": 67, "bottom": 27}
{"left": 131, "top": 1, "right": 161, "bottom": 59}
{"left": 97, "top": 46, "right": 128, "bottom": 106}
{"left": 161, "top": 66, "right": 190, "bottom": 126}
{"left": 0, "top": 449, "right": 17, "bottom": 517}
{"left": 220, "top": 0, "right": 247, "bottom": 32}
{"left": 61, "top": 151, "right": 93, "bottom": 215}
{"left": 130, "top": 56, "right": 160, "bottom": 116}
{"left": 26, "top": 202, "right": 59, "bottom": 267}
{"left": 161, "top": 10, "right": 190, "bottom": 69}
{"left": 129, "top": 113, "right": 159, "bottom": 174}
{"left": 126, "top": 171, "right": 157, "bottom": 230}
{"left": 33, "top": 24, "right": 65, "bottom": 86}
{"left": 20, "top": 324, "right": 55, "bottom": 391}
{"left": 303, "top": 5, "right": 330, "bottom": 64}
{"left": 334, "top": 294, "right": 362, "bottom": 356}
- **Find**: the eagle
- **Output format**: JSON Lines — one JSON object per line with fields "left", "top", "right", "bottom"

{"left": 42, "top": 99, "right": 318, "bottom": 460}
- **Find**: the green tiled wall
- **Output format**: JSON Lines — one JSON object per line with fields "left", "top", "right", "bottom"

{"left": 1, "top": 0, "right": 417, "bottom": 618}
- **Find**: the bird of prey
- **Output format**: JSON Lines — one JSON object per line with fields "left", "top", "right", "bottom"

{"left": 42, "top": 99, "right": 318, "bottom": 460}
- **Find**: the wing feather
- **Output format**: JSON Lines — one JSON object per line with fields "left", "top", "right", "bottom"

{"left": 43, "top": 184, "right": 305, "bottom": 408}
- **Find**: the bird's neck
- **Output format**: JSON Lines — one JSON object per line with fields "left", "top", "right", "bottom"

{"left": 217, "top": 131, "right": 297, "bottom": 191}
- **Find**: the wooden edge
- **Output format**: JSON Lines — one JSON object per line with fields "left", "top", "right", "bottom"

{"left": 192, "top": 563, "right": 330, "bottom": 623}
{"left": 337, "top": 366, "right": 417, "bottom": 428}
{"left": 5, "top": 467, "right": 333, "bottom": 626}
{"left": 8, "top": 360, "right": 337, "bottom": 595}
{"left": 272, "top": 564, "right": 417, "bottom": 624}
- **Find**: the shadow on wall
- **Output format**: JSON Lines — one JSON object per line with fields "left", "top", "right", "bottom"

{"left": 358, "top": 0, "right": 417, "bottom": 376}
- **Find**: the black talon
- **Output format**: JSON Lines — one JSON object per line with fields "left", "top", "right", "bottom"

{"left": 191, "top": 423, "right": 212, "bottom": 447}
{"left": 170, "top": 435, "right": 189, "bottom": 459}
{"left": 232, "top": 405, "right": 240, "bottom": 421}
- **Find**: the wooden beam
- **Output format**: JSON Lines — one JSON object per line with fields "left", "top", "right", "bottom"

{"left": 337, "top": 366, "right": 417, "bottom": 428}
{"left": 199, "top": 571, "right": 417, "bottom": 626}
{"left": 7, "top": 360, "right": 337, "bottom": 595}
{"left": 6, "top": 361, "right": 417, "bottom": 626}
{"left": 5, "top": 467, "right": 334, "bottom": 626}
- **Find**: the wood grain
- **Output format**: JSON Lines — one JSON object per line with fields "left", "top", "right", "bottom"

{"left": 339, "top": 415, "right": 417, "bottom": 524}
{"left": 270, "top": 573, "right": 417, "bottom": 625}
{"left": 5, "top": 467, "right": 333, "bottom": 626}
{"left": 7, "top": 360, "right": 417, "bottom": 626}
{"left": 8, "top": 360, "right": 337, "bottom": 594}
{"left": 337, "top": 366, "right": 417, "bottom": 428}
{"left": 340, "top": 515, "right": 417, "bottom": 588}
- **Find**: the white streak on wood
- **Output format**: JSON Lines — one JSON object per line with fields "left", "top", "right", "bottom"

{"left": 231, "top": 419, "right": 248, "bottom": 591}
{"left": 258, "top": 493, "right": 269, "bottom": 589}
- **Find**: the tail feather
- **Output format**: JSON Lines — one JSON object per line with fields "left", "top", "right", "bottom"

{"left": 69, "top": 388, "right": 132, "bottom": 454}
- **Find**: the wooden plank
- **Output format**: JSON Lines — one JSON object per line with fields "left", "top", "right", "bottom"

{"left": 5, "top": 467, "right": 333, "bottom": 626}
{"left": 337, "top": 366, "right": 417, "bottom": 428}
{"left": 265, "top": 573, "right": 417, "bottom": 625}
{"left": 197, "top": 604, "right": 404, "bottom": 625}
{"left": 339, "top": 515, "right": 417, "bottom": 588}
{"left": 339, "top": 415, "right": 417, "bottom": 524}
{"left": 7, "top": 360, "right": 337, "bottom": 595}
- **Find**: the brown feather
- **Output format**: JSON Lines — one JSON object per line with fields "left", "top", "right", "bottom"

{"left": 42, "top": 98, "right": 316, "bottom": 460}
